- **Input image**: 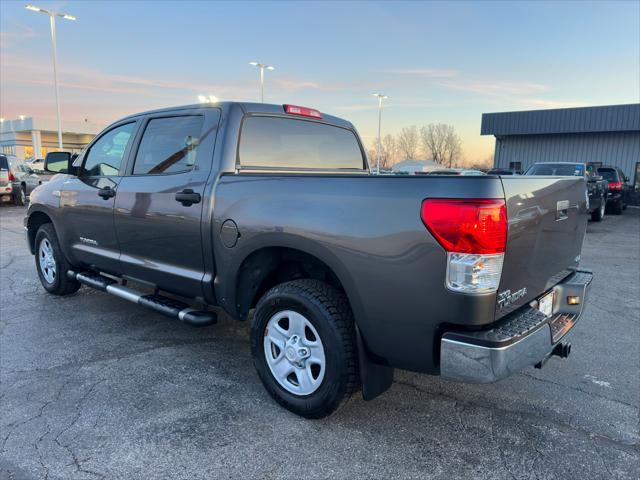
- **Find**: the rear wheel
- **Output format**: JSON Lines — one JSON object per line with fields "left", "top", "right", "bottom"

{"left": 591, "top": 198, "right": 605, "bottom": 222}
{"left": 35, "top": 224, "right": 81, "bottom": 295}
{"left": 13, "top": 185, "right": 26, "bottom": 206}
{"left": 250, "top": 279, "right": 359, "bottom": 418}
{"left": 611, "top": 199, "right": 623, "bottom": 215}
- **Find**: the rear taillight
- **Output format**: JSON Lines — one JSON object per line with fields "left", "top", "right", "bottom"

{"left": 8, "top": 171, "right": 15, "bottom": 182}
{"left": 608, "top": 181, "right": 623, "bottom": 191}
{"left": 421, "top": 199, "right": 507, "bottom": 293}
{"left": 421, "top": 199, "right": 507, "bottom": 254}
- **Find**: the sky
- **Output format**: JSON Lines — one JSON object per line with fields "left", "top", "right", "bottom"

{"left": 1, "top": 0, "right": 639, "bottom": 163}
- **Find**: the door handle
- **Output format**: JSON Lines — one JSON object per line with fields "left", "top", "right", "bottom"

{"left": 97, "top": 186, "right": 116, "bottom": 199}
{"left": 175, "top": 188, "right": 201, "bottom": 206}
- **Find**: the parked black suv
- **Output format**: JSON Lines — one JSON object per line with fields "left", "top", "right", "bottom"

{"left": 596, "top": 166, "right": 630, "bottom": 214}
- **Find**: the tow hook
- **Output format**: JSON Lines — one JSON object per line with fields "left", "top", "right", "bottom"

{"left": 535, "top": 342, "right": 571, "bottom": 369}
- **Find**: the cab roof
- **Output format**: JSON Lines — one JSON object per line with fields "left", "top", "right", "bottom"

{"left": 120, "top": 101, "right": 354, "bottom": 129}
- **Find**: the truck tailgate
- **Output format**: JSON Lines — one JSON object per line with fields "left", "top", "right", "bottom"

{"left": 496, "top": 176, "right": 588, "bottom": 319}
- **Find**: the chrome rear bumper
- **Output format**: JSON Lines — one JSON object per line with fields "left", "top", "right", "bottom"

{"left": 440, "top": 270, "right": 593, "bottom": 383}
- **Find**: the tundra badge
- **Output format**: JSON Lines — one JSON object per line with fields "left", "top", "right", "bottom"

{"left": 497, "top": 288, "right": 528, "bottom": 310}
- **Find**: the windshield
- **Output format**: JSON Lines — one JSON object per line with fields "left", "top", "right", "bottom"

{"left": 525, "top": 163, "right": 584, "bottom": 176}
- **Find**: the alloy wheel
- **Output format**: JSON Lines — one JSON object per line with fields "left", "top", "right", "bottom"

{"left": 39, "top": 239, "right": 57, "bottom": 284}
{"left": 263, "top": 310, "right": 326, "bottom": 395}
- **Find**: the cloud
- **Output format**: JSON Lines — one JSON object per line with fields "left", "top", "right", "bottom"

{"left": 332, "top": 100, "right": 435, "bottom": 113}
{"left": 1, "top": 54, "right": 254, "bottom": 98}
{"left": 277, "top": 78, "right": 321, "bottom": 90}
{"left": 0, "top": 23, "right": 37, "bottom": 48}
{"left": 436, "top": 80, "right": 550, "bottom": 96}
{"left": 380, "top": 68, "right": 458, "bottom": 78}
{"left": 518, "top": 98, "right": 590, "bottom": 109}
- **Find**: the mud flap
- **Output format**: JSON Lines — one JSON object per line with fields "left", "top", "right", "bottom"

{"left": 356, "top": 326, "right": 394, "bottom": 401}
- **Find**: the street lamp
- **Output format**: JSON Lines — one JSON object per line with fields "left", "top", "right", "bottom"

{"left": 372, "top": 93, "right": 388, "bottom": 175}
{"left": 25, "top": 4, "right": 76, "bottom": 150}
{"left": 248, "top": 62, "right": 275, "bottom": 103}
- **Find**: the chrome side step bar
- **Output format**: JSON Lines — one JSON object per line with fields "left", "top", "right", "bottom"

{"left": 68, "top": 271, "right": 217, "bottom": 327}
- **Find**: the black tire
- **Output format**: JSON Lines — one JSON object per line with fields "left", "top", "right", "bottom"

{"left": 611, "top": 199, "right": 623, "bottom": 215}
{"left": 591, "top": 198, "right": 605, "bottom": 222}
{"left": 34, "top": 223, "right": 81, "bottom": 295}
{"left": 250, "top": 279, "right": 359, "bottom": 419}
{"left": 13, "top": 185, "right": 26, "bottom": 206}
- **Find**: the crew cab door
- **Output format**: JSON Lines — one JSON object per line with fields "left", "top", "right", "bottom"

{"left": 59, "top": 121, "right": 139, "bottom": 274}
{"left": 113, "top": 108, "right": 220, "bottom": 298}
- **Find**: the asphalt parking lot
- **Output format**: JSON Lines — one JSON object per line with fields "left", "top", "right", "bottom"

{"left": 1, "top": 204, "right": 638, "bottom": 480}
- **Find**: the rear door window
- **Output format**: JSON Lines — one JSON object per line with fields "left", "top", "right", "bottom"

{"left": 132, "top": 116, "right": 204, "bottom": 175}
{"left": 239, "top": 116, "right": 365, "bottom": 170}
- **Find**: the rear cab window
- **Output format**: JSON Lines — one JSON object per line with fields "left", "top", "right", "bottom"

{"left": 525, "top": 163, "right": 584, "bottom": 176}
{"left": 238, "top": 116, "right": 365, "bottom": 171}
{"left": 596, "top": 168, "right": 618, "bottom": 182}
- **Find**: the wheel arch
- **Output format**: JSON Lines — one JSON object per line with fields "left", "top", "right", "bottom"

{"left": 26, "top": 209, "right": 54, "bottom": 254}
{"left": 233, "top": 245, "right": 360, "bottom": 323}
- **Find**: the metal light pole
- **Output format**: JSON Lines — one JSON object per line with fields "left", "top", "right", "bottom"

{"left": 373, "top": 93, "right": 388, "bottom": 175}
{"left": 25, "top": 4, "right": 76, "bottom": 150}
{"left": 249, "top": 62, "right": 275, "bottom": 103}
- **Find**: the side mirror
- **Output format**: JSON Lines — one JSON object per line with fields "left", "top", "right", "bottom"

{"left": 44, "top": 152, "right": 74, "bottom": 174}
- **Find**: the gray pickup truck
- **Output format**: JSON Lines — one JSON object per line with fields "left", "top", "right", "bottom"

{"left": 25, "top": 102, "right": 592, "bottom": 418}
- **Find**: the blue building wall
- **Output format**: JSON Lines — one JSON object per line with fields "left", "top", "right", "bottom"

{"left": 482, "top": 104, "right": 640, "bottom": 187}
{"left": 493, "top": 131, "right": 639, "bottom": 182}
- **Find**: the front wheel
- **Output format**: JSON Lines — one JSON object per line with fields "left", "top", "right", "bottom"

{"left": 250, "top": 279, "right": 359, "bottom": 418}
{"left": 591, "top": 198, "right": 605, "bottom": 222}
{"left": 35, "top": 224, "right": 81, "bottom": 295}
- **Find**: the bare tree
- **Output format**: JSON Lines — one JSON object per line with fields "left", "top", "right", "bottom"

{"left": 420, "top": 124, "right": 445, "bottom": 164}
{"left": 397, "top": 126, "right": 419, "bottom": 160}
{"left": 420, "top": 123, "right": 463, "bottom": 167}
{"left": 381, "top": 134, "right": 397, "bottom": 169}
{"left": 443, "top": 129, "right": 462, "bottom": 167}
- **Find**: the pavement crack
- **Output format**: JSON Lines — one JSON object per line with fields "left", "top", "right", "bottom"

{"left": 1, "top": 374, "right": 75, "bottom": 455}
{"left": 489, "top": 410, "right": 517, "bottom": 480}
{"left": 453, "top": 401, "right": 466, "bottom": 432}
{"left": 53, "top": 378, "right": 106, "bottom": 480}
{"left": 394, "top": 379, "right": 639, "bottom": 453}
{"left": 520, "top": 372, "right": 636, "bottom": 409}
